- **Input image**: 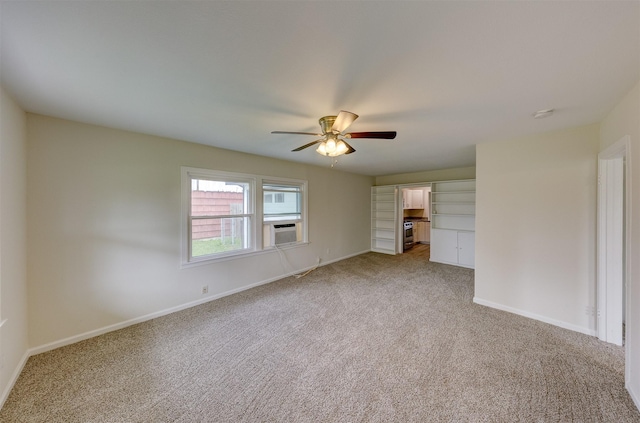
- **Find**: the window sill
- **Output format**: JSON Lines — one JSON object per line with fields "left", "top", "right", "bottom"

{"left": 180, "top": 242, "right": 310, "bottom": 269}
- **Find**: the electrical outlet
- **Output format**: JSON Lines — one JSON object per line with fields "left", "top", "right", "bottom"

{"left": 201, "top": 285, "right": 209, "bottom": 295}
{"left": 585, "top": 305, "right": 596, "bottom": 316}
{"left": 326, "top": 248, "right": 331, "bottom": 256}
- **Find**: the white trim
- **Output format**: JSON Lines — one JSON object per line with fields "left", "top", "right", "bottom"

{"left": 396, "top": 182, "right": 429, "bottom": 253}
{"left": 596, "top": 135, "right": 632, "bottom": 380}
{"left": 180, "top": 241, "right": 311, "bottom": 269}
{"left": 597, "top": 155, "right": 624, "bottom": 345}
{"left": 600, "top": 135, "right": 631, "bottom": 159}
{"left": 473, "top": 297, "right": 596, "bottom": 336}
{"left": 28, "top": 249, "right": 369, "bottom": 356}
{"left": 628, "top": 381, "right": 640, "bottom": 415}
{"left": 0, "top": 350, "right": 29, "bottom": 410}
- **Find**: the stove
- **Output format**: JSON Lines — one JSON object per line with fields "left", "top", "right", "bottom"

{"left": 403, "top": 221, "right": 414, "bottom": 251}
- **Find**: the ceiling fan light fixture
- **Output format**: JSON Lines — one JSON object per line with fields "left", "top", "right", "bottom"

{"left": 316, "top": 138, "right": 349, "bottom": 157}
{"left": 335, "top": 140, "right": 349, "bottom": 155}
{"left": 325, "top": 137, "right": 337, "bottom": 152}
{"left": 316, "top": 142, "right": 327, "bottom": 156}
{"left": 274, "top": 110, "right": 395, "bottom": 162}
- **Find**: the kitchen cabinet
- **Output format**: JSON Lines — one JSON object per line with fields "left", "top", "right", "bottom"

{"left": 414, "top": 221, "right": 431, "bottom": 244}
{"left": 430, "top": 180, "right": 475, "bottom": 268}
{"left": 402, "top": 189, "right": 424, "bottom": 209}
{"left": 424, "top": 221, "right": 430, "bottom": 243}
{"left": 414, "top": 221, "right": 422, "bottom": 243}
{"left": 411, "top": 190, "right": 424, "bottom": 209}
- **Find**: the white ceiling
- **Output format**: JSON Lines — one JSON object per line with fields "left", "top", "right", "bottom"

{"left": 2, "top": 1, "right": 639, "bottom": 176}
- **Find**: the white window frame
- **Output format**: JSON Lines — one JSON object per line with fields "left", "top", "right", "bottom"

{"left": 262, "top": 180, "right": 303, "bottom": 222}
{"left": 262, "top": 178, "right": 308, "bottom": 248}
{"left": 181, "top": 167, "right": 308, "bottom": 267}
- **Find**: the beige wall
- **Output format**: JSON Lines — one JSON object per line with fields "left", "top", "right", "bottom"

{"left": 26, "top": 115, "right": 374, "bottom": 350}
{"left": 0, "top": 87, "right": 29, "bottom": 405}
{"left": 600, "top": 81, "right": 640, "bottom": 406}
{"left": 8, "top": 82, "right": 638, "bottom": 407}
{"left": 375, "top": 166, "right": 476, "bottom": 186}
{"left": 474, "top": 124, "right": 600, "bottom": 334}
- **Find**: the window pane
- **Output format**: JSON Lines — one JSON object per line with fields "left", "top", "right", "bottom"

{"left": 191, "top": 179, "right": 248, "bottom": 217}
{"left": 191, "top": 217, "right": 250, "bottom": 257}
{"left": 263, "top": 184, "right": 301, "bottom": 221}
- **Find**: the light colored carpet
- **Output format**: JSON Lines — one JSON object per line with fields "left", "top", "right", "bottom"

{"left": 2, "top": 247, "right": 639, "bottom": 422}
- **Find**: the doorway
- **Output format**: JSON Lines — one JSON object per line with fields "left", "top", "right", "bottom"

{"left": 398, "top": 184, "right": 431, "bottom": 257}
{"left": 597, "top": 135, "right": 631, "bottom": 349}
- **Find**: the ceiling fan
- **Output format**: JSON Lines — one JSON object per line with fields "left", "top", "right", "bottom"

{"left": 271, "top": 111, "right": 397, "bottom": 157}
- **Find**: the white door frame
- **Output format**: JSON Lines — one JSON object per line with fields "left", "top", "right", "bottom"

{"left": 597, "top": 136, "right": 631, "bottom": 350}
{"left": 397, "top": 183, "right": 432, "bottom": 253}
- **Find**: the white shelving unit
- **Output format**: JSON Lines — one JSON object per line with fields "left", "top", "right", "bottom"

{"left": 430, "top": 179, "right": 476, "bottom": 268}
{"left": 371, "top": 185, "right": 397, "bottom": 255}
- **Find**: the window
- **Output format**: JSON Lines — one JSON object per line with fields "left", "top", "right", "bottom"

{"left": 182, "top": 168, "right": 307, "bottom": 266}
{"left": 262, "top": 181, "right": 305, "bottom": 248}
{"left": 263, "top": 182, "right": 302, "bottom": 222}
{"left": 183, "top": 169, "right": 255, "bottom": 264}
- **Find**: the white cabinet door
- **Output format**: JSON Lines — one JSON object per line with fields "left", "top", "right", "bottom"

{"left": 425, "top": 222, "right": 430, "bottom": 243}
{"left": 430, "top": 229, "right": 458, "bottom": 263}
{"left": 414, "top": 221, "right": 423, "bottom": 242}
{"left": 457, "top": 231, "right": 475, "bottom": 267}
{"left": 403, "top": 189, "right": 425, "bottom": 209}
{"left": 411, "top": 190, "right": 424, "bottom": 208}
{"left": 430, "top": 228, "right": 474, "bottom": 268}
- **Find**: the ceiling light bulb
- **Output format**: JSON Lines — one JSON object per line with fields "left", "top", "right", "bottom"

{"left": 335, "top": 140, "right": 349, "bottom": 155}
{"left": 325, "top": 137, "right": 337, "bottom": 153}
{"left": 316, "top": 142, "right": 327, "bottom": 156}
{"left": 316, "top": 138, "right": 348, "bottom": 157}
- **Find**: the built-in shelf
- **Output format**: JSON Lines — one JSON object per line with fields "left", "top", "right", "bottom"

{"left": 430, "top": 179, "right": 476, "bottom": 268}
{"left": 371, "top": 185, "right": 397, "bottom": 255}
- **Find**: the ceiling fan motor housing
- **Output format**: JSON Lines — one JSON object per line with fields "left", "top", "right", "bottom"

{"left": 319, "top": 116, "right": 338, "bottom": 134}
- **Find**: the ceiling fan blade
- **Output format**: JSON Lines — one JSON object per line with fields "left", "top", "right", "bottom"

{"left": 272, "top": 131, "right": 322, "bottom": 136}
{"left": 331, "top": 110, "right": 359, "bottom": 133}
{"left": 342, "top": 140, "right": 356, "bottom": 154}
{"left": 346, "top": 131, "right": 397, "bottom": 139}
{"left": 292, "top": 139, "right": 323, "bottom": 152}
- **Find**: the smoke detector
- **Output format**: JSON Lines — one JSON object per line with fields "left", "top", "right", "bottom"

{"left": 533, "top": 108, "right": 555, "bottom": 119}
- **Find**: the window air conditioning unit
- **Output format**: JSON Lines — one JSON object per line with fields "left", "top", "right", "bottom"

{"left": 271, "top": 222, "right": 297, "bottom": 246}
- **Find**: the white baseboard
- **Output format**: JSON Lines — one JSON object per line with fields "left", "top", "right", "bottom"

{"left": 29, "top": 250, "right": 370, "bottom": 356}
{"left": 0, "top": 350, "right": 29, "bottom": 410}
{"left": 322, "top": 249, "right": 370, "bottom": 265}
{"left": 473, "top": 297, "right": 596, "bottom": 337}
{"left": 628, "top": 382, "right": 640, "bottom": 413}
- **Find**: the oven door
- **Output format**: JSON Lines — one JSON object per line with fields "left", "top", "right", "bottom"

{"left": 403, "top": 222, "right": 414, "bottom": 250}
